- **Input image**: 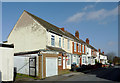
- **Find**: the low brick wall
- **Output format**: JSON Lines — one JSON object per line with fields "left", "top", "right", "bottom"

{"left": 38, "top": 53, "right": 58, "bottom": 79}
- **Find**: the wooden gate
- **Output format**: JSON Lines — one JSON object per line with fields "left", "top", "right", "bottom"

{"left": 29, "top": 57, "right": 36, "bottom": 77}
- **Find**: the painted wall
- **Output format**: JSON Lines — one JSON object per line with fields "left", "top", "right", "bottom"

{"left": 14, "top": 54, "right": 39, "bottom": 76}
{"left": 47, "top": 32, "right": 73, "bottom": 53}
{"left": 7, "top": 11, "right": 47, "bottom": 53}
{"left": 95, "top": 52, "right": 100, "bottom": 62}
{"left": 0, "top": 47, "right": 14, "bottom": 81}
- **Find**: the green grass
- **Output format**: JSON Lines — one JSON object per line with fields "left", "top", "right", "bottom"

{"left": 16, "top": 73, "right": 38, "bottom": 81}
{"left": 58, "top": 70, "right": 71, "bottom": 75}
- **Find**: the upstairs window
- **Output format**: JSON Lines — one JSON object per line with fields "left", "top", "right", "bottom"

{"left": 59, "top": 38, "right": 61, "bottom": 47}
{"left": 82, "top": 45, "right": 84, "bottom": 53}
{"left": 51, "top": 35, "right": 55, "bottom": 46}
{"left": 80, "top": 44, "right": 81, "bottom": 53}
{"left": 68, "top": 39, "right": 70, "bottom": 50}
{"left": 74, "top": 42, "right": 76, "bottom": 52}
{"left": 85, "top": 45, "right": 87, "bottom": 54}
{"left": 63, "top": 38, "right": 64, "bottom": 48}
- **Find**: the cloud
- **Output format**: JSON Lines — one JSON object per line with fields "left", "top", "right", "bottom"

{"left": 108, "top": 41, "right": 116, "bottom": 46}
{"left": 66, "top": 12, "right": 85, "bottom": 22}
{"left": 83, "top": 5, "right": 94, "bottom": 11}
{"left": 66, "top": 6, "right": 118, "bottom": 23}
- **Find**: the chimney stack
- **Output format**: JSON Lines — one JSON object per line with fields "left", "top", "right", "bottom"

{"left": 60, "top": 28, "right": 65, "bottom": 32}
{"left": 102, "top": 52, "right": 104, "bottom": 55}
{"left": 98, "top": 49, "right": 101, "bottom": 53}
{"left": 86, "top": 38, "right": 89, "bottom": 44}
{"left": 75, "top": 31, "right": 79, "bottom": 39}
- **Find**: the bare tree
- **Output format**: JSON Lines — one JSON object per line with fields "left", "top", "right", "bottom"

{"left": 106, "top": 52, "right": 116, "bottom": 64}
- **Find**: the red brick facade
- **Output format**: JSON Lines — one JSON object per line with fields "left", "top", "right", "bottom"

{"left": 58, "top": 53, "right": 67, "bottom": 70}
{"left": 72, "top": 42, "right": 86, "bottom": 55}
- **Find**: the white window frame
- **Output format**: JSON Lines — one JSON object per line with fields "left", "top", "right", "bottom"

{"left": 58, "top": 56, "right": 62, "bottom": 66}
{"left": 80, "top": 44, "right": 81, "bottom": 53}
{"left": 67, "top": 55, "right": 71, "bottom": 65}
{"left": 77, "top": 56, "right": 80, "bottom": 65}
{"left": 74, "top": 42, "right": 76, "bottom": 52}
{"left": 82, "top": 56, "right": 86, "bottom": 64}
{"left": 82, "top": 44, "right": 84, "bottom": 53}
{"left": 59, "top": 37, "right": 61, "bottom": 47}
{"left": 85, "top": 45, "right": 87, "bottom": 54}
{"left": 63, "top": 38, "right": 64, "bottom": 48}
{"left": 51, "top": 35, "right": 55, "bottom": 46}
{"left": 68, "top": 39, "right": 70, "bottom": 50}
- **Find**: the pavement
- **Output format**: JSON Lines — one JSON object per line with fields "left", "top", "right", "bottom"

{"left": 36, "top": 72, "right": 84, "bottom": 81}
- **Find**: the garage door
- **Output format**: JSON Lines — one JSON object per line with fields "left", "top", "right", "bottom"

{"left": 46, "top": 57, "right": 58, "bottom": 77}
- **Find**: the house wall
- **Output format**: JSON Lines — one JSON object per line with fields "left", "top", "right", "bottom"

{"left": 7, "top": 11, "right": 47, "bottom": 53}
{"left": 95, "top": 52, "right": 100, "bottom": 62}
{"left": 72, "top": 42, "right": 86, "bottom": 55}
{"left": 86, "top": 47, "right": 92, "bottom": 65}
{"left": 47, "top": 31, "right": 73, "bottom": 53}
{"left": 0, "top": 47, "right": 14, "bottom": 81}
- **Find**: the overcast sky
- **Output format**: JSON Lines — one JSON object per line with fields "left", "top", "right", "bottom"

{"left": 2, "top": 2, "right": 118, "bottom": 56}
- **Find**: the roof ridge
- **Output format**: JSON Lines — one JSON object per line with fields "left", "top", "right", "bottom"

{"left": 25, "top": 10, "right": 61, "bottom": 30}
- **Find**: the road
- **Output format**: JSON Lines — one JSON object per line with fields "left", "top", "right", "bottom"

{"left": 15, "top": 66, "right": 120, "bottom": 83}
{"left": 64, "top": 67, "right": 120, "bottom": 82}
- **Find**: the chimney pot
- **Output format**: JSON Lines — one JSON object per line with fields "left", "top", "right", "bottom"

{"left": 102, "top": 52, "right": 104, "bottom": 55}
{"left": 98, "top": 49, "right": 101, "bottom": 53}
{"left": 60, "top": 28, "right": 65, "bottom": 32}
{"left": 75, "top": 31, "right": 79, "bottom": 39}
{"left": 86, "top": 38, "right": 89, "bottom": 44}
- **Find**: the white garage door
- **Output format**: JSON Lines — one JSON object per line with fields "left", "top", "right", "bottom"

{"left": 46, "top": 57, "right": 58, "bottom": 77}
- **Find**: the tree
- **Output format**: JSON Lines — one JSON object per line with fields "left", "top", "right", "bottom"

{"left": 106, "top": 52, "right": 116, "bottom": 64}
{"left": 113, "top": 56, "right": 120, "bottom": 65}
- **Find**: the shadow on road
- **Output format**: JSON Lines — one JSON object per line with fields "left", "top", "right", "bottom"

{"left": 80, "top": 67, "right": 120, "bottom": 82}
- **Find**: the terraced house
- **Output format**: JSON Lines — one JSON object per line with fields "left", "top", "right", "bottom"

{"left": 6, "top": 10, "right": 107, "bottom": 79}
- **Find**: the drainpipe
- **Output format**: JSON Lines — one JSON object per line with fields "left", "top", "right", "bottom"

{"left": 38, "top": 51, "right": 43, "bottom": 79}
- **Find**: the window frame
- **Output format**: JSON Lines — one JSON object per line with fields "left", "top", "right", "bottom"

{"left": 59, "top": 37, "right": 61, "bottom": 47}
{"left": 58, "top": 56, "right": 62, "bottom": 66}
{"left": 51, "top": 35, "right": 55, "bottom": 46}
{"left": 82, "top": 44, "right": 84, "bottom": 53}
{"left": 67, "top": 55, "right": 71, "bottom": 65}
{"left": 80, "top": 44, "right": 81, "bottom": 53}
{"left": 63, "top": 38, "right": 64, "bottom": 48}
{"left": 68, "top": 39, "right": 70, "bottom": 50}
{"left": 74, "top": 42, "right": 76, "bottom": 52}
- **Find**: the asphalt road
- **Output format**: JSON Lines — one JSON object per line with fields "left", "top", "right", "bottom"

{"left": 64, "top": 66, "right": 120, "bottom": 82}
{"left": 15, "top": 66, "right": 120, "bottom": 83}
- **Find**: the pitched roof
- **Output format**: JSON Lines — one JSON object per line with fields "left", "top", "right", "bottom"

{"left": 46, "top": 46, "right": 66, "bottom": 53}
{"left": 25, "top": 10, "right": 65, "bottom": 36}
{"left": 25, "top": 10, "right": 97, "bottom": 51}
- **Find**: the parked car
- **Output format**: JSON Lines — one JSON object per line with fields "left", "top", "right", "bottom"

{"left": 71, "top": 62, "right": 77, "bottom": 71}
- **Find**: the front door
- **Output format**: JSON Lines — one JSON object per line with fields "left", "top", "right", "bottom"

{"left": 63, "top": 57, "right": 66, "bottom": 69}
